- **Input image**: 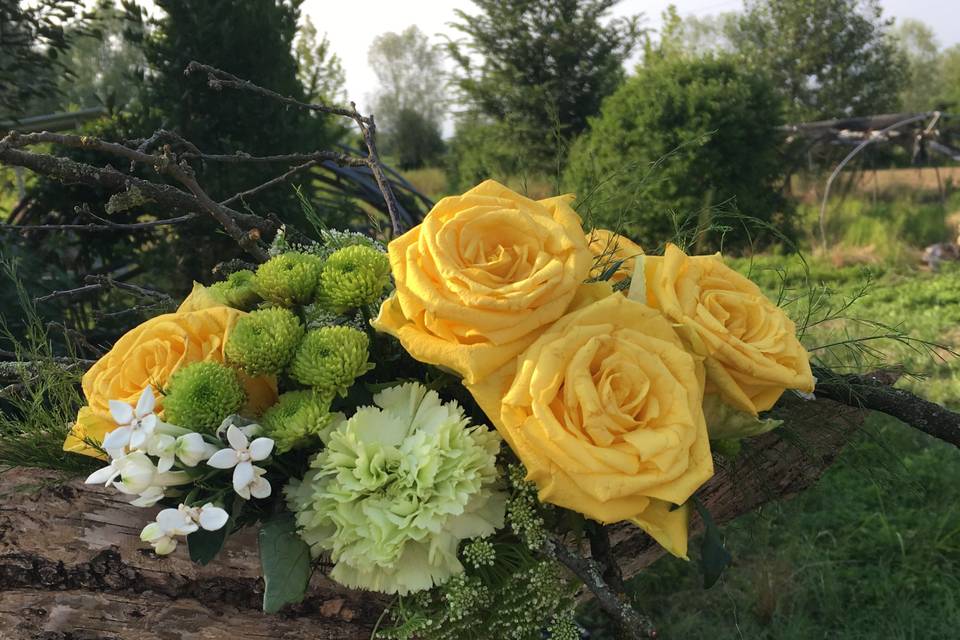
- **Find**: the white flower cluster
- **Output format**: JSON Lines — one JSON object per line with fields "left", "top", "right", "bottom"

{"left": 84, "top": 387, "right": 276, "bottom": 555}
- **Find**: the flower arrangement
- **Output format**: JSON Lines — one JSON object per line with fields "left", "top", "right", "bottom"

{"left": 64, "top": 180, "right": 814, "bottom": 634}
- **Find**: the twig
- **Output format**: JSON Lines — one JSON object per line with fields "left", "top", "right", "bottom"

{"left": 185, "top": 61, "right": 407, "bottom": 236}
{"left": 544, "top": 537, "right": 656, "bottom": 639}
{"left": 1, "top": 213, "right": 197, "bottom": 232}
{"left": 813, "top": 366, "right": 960, "bottom": 449}
{"left": 34, "top": 275, "right": 174, "bottom": 307}
{"left": 221, "top": 160, "right": 318, "bottom": 206}
{"left": 187, "top": 151, "right": 366, "bottom": 167}
{"left": 0, "top": 140, "right": 271, "bottom": 233}
{"left": 0, "top": 131, "right": 273, "bottom": 260}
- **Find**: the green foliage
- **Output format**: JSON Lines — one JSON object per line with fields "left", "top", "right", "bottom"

{"left": 598, "top": 418, "right": 960, "bottom": 639}
{"left": 259, "top": 513, "right": 312, "bottom": 614}
{"left": 384, "top": 108, "right": 447, "bottom": 170}
{"left": 0, "top": 0, "right": 91, "bottom": 118}
{"left": 799, "top": 192, "right": 952, "bottom": 262}
{"left": 0, "top": 262, "right": 98, "bottom": 475}
{"left": 225, "top": 307, "right": 304, "bottom": 376}
{"left": 162, "top": 361, "right": 246, "bottom": 431}
{"left": 734, "top": 0, "right": 906, "bottom": 121}
{"left": 294, "top": 15, "right": 346, "bottom": 104}
{"left": 566, "top": 55, "right": 787, "bottom": 251}
{"left": 447, "top": 0, "right": 643, "bottom": 178}
{"left": 380, "top": 551, "right": 578, "bottom": 640}
{"left": 936, "top": 45, "right": 960, "bottom": 110}
{"left": 893, "top": 19, "right": 942, "bottom": 112}
{"left": 138, "top": 0, "right": 340, "bottom": 208}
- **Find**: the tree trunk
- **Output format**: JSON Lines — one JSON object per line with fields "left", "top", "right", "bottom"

{"left": 0, "top": 396, "right": 864, "bottom": 638}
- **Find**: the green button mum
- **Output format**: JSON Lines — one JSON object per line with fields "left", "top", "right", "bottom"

{"left": 288, "top": 326, "right": 374, "bottom": 397}
{"left": 254, "top": 252, "right": 324, "bottom": 307}
{"left": 209, "top": 270, "right": 261, "bottom": 310}
{"left": 260, "top": 390, "right": 335, "bottom": 453}
{"left": 163, "top": 361, "right": 246, "bottom": 432}
{"left": 226, "top": 307, "right": 304, "bottom": 376}
{"left": 318, "top": 245, "right": 390, "bottom": 313}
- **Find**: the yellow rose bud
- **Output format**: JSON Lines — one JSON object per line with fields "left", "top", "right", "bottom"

{"left": 64, "top": 307, "right": 278, "bottom": 458}
{"left": 642, "top": 244, "right": 815, "bottom": 415}
{"left": 373, "top": 180, "right": 593, "bottom": 384}
{"left": 468, "top": 294, "right": 713, "bottom": 558}
{"left": 586, "top": 228, "right": 644, "bottom": 284}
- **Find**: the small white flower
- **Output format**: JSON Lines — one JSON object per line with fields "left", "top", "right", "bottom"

{"left": 109, "top": 451, "right": 191, "bottom": 506}
{"left": 85, "top": 458, "right": 122, "bottom": 488}
{"left": 102, "top": 387, "right": 159, "bottom": 451}
{"left": 216, "top": 416, "right": 262, "bottom": 441}
{"left": 139, "top": 502, "right": 230, "bottom": 555}
{"left": 140, "top": 507, "right": 198, "bottom": 555}
{"left": 112, "top": 451, "right": 160, "bottom": 494}
{"left": 175, "top": 432, "right": 219, "bottom": 467}
{"left": 208, "top": 425, "right": 274, "bottom": 500}
{"left": 130, "top": 485, "right": 166, "bottom": 508}
{"left": 179, "top": 503, "right": 230, "bottom": 531}
{"left": 147, "top": 434, "right": 177, "bottom": 473}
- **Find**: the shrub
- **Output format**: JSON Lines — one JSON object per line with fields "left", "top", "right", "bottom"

{"left": 565, "top": 55, "right": 788, "bottom": 251}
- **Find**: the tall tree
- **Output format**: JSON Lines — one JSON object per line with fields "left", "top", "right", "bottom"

{"left": 734, "top": 0, "right": 907, "bottom": 121}
{"left": 295, "top": 15, "right": 346, "bottom": 105}
{"left": 368, "top": 26, "right": 446, "bottom": 133}
{"left": 938, "top": 45, "right": 960, "bottom": 111}
{"left": 366, "top": 26, "right": 446, "bottom": 169}
{"left": 894, "top": 19, "right": 942, "bottom": 111}
{"left": 57, "top": 0, "right": 146, "bottom": 111}
{"left": 0, "top": 0, "right": 91, "bottom": 118}
{"left": 447, "top": 0, "right": 643, "bottom": 178}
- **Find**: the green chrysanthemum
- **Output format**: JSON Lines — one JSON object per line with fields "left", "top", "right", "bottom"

{"left": 254, "top": 252, "right": 324, "bottom": 306}
{"left": 225, "top": 307, "right": 304, "bottom": 376}
{"left": 209, "top": 270, "right": 261, "bottom": 310}
{"left": 318, "top": 245, "right": 390, "bottom": 313}
{"left": 163, "top": 361, "right": 246, "bottom": 432}
{"left": 260, "top": 390, "right": 336, "bottom": 453}
{"left": 285, "top": 382, "right": 505, "bottom": 595}
{"left": 288, "top": 326, "right": 373, "bottom": 396}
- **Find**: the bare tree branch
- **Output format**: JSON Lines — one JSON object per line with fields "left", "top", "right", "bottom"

{"left": 813, "top": 367, "right": 960, "bottom": 449}
{"left": 545, "top": 537, "right": 656, "bottom": 639}
{"left": 185, "top": 61, "right": 407, "bottom": 236}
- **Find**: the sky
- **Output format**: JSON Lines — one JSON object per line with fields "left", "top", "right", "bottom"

{"left": 302, "top": 0, "right": 960, "bottom": 115}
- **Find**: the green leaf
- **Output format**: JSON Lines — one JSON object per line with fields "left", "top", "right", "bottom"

{"left": 693, "top": 497, "right": 732, "bottom": 589}
{"left": 259, "top": 513, "right": 312, "bottom": 613}
{"left": 188, "top": 525, "right": 229, "bottom": 566}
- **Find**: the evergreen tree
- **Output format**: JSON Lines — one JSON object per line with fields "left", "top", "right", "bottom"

{"left": 447, "top": 0, "right": 642, "bottom": 180}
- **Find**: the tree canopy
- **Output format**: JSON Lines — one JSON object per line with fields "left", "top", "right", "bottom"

{"left": 447, "top": 0, "right": 643, "bottom": 178}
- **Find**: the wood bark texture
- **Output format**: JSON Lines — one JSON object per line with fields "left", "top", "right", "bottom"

{"left": 0, "top": 395, "right": 865, "bottom": 639}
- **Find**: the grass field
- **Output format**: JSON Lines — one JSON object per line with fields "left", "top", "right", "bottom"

{"left": 589, "top": 258, "right": 960, "bottom": 639}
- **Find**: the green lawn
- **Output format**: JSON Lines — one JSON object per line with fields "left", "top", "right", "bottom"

{"left": 587, "top": 258, "right": 960, "bottom": 638}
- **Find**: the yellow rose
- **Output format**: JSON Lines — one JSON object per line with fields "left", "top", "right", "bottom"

{"left": 587, "top": 228, "right": 644, "bottom": 284}
{"left": 64, "top": 305, "right": 278, "bottom": 458}
{"left": 641, "top": 244, "right": 814, "bottom": 415}
{"left": 468, "top": 294, "right": 713, "bottom": 558}
{"left": 373, "top": 180, "right": 593, "bottom": 384}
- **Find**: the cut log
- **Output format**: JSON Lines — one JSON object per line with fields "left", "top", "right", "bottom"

{"left": 0, "top": 396, "right": 865, "bottom": 638}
